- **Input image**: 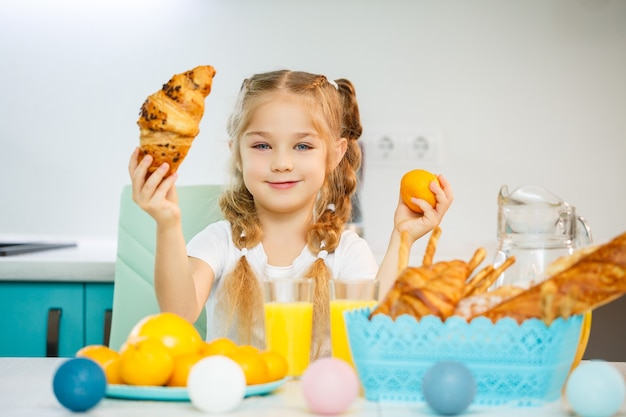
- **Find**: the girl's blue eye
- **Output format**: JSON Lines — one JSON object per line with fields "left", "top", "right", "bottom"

{"left": 253, "top": 143, "right": 270, "bottom": 150}
{"left": 295, "top": 143, "right": 312, "bottom": 151}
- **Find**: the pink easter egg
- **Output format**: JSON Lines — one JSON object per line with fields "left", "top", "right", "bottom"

{"left": 301, "top": 357, "right": 359, "bottom": 415}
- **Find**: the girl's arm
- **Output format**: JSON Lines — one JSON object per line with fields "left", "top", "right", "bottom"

{"left": 376, "top": 175, "right": 454, "bottom": 299}
{"left": 128, "top": 148, "right": 212, "bottom": 323}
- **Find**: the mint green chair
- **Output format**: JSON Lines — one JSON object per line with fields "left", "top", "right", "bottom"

{"left": 108, "top": 184, "right": 223, "bottom": 351}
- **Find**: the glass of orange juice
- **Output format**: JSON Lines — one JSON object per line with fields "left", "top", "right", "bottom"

{"left": 329, "top": 279, "right": 379, "bottom": 368}
{"left": 263, "top": 278, "right": 315, "bottom": 378}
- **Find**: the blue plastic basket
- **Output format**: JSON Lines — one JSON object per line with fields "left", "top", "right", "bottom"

{"left": 345, "top": 308, "right": 582, "bottom": 406}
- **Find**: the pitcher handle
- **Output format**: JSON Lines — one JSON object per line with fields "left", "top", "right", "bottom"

{"left": 576, "top": 216, "right": 593, "bottom": 247}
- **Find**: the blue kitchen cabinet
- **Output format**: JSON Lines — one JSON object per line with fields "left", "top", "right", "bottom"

{"left": 84, "top": 283, "right": 114, "bottom": 347}
{"left": 0, "top": 282, "right": 113, "bottom": 357}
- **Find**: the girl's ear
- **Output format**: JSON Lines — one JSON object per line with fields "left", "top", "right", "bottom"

{"left": 229, "top": 140, "right": 243, "bottom": 172}
{"left": 332, "top": 137, "right": 348, "bottom": 169}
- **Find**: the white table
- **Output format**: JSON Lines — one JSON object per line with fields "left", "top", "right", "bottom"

{"left": 1, "top": 358, "right": 625, "bottom": 417}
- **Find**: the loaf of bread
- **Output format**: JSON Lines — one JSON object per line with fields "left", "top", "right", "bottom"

{"left": 137, "top": 65, "right": 216, "bottom": 176}
{"left": 478, "top": 231, "right": 626, "bottom": 323}
{"left": 372, "top": 227, "right": 626, "bottom": 324}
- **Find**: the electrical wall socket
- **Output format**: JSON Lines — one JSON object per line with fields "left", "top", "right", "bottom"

{"left": 365, "top": 129, "right": 440, "bottom": 166}
{"left": 407, "top": 133, "right": 438, "bottom": 162}
{"left": 371, "top": 134, "right": 401, "bottom": 163}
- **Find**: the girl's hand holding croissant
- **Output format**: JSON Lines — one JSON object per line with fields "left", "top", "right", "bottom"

{"left": 128, "top": 148, "right": 181, "bottom": 227}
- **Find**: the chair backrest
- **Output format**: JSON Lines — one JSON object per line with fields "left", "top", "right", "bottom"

{"left": 108, "top": 184, "right": 223, "bottom": 350}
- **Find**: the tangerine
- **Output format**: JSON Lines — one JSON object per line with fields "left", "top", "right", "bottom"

{"left": 260, "top": 350, "right": 288, "bottom": 382}
{"left": 400, "top": 169, "right": 439, "bottom": 213}
{"left": 167, "top": 352, "right": 204, "bottom": 387}
{"left": 237, "top": 344, "right": 260, "bottom": 355}
{"left": 76, "top": 345, "right": 118, "bottom": 363}
{"left": 127, "top": 312, "right": 203, "bottom": 357}
{"left": 103, "top": 357, "right": 123, "bottom": 385}
{"left": 202, "top": 337, "right": 238, "bottom": 357}
{"left": 119, "top": 337, "right": 174, "bottom": 386}
{"left": 227, "top": 350, "right": 269, "bottom": 385}
{"left": 75, "top": 345, "right": 123, "bottom": 384}
{"left": 198, "top": 341, "right": 214, "bottom": 356}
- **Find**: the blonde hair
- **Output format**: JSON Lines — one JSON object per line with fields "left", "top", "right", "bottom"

{"left": 217, "top": 70, "right": 363, "bottom": 357}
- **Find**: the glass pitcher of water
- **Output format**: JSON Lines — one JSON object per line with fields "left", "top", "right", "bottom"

{"left": 493, "top": 185, "right": 593, "bottom": 288}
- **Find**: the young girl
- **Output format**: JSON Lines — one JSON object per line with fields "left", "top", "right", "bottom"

{"left": 128, "top": 69, "right": 453, "bottom": 358}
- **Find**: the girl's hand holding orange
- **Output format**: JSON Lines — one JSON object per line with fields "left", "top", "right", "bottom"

{"left": 395, "top": 169, "right": 453, "bottom": 242}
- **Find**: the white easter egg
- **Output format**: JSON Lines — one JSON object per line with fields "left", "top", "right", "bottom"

{"left": 187, "top": 355, "right": 246, "bottom": 413}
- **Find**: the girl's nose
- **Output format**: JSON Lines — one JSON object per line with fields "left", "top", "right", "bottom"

{"left": 270, "top": 149, "right": 293, "bottom": 172}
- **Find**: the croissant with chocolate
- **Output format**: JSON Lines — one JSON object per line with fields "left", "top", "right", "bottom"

{"left": 371, "top": 227, "right": 487, "bottom": 320}
{"left": 137, "top": 65, "right": 216, "bottom": 176}
{"left": 371, "top": 261, "right": 472, "bottom": 320}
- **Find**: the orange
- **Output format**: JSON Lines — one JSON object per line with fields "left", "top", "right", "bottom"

{"left": 198, "top": 341, "right": 214, "bottom": 356}
{"left": 119, "top": 336, "right": 175, "bottom": 386}
{"left": 103, "top": 357, "right": 123, "bottom": 385}
{"left": 227, "top": 350, "right": 269, "bottom": 385}
{"left": 126, "top": 312, "right": 203, "bottom": 357}
{"left": 202, "top": 337, "right": 238, "bottom": 357}
{"left": 75, "top": 344, "right": 123, "bottom": 384}
{"left": 237, "top": 344, "right": 260, "bottom": 355}
{"left": 76, "top": 344, "right": 118, "bottom": 363}
{"left": 400, "top": 169, "right": 439, "bottom": 213}
{"left": 260, "top": 350, "right": 288, "bottom": 382}
{"left": 166, "top": 352, "right": 204, "bottom": 387}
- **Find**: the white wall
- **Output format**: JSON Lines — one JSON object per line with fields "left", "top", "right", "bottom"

{"left": 2, "top": 0, "right": 625, "bottom": 264}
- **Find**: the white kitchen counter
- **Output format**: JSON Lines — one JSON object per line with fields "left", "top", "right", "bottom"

{"left": 0, "top": 238, "right": 116, "bottom": 282}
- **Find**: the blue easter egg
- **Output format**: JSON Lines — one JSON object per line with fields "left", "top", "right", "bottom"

{"left": 422, "top": 361, "right": 476, "bottom": 415}
{"left": 566, "top": 360, "right": 625, "bottom": 417}
{"left": 53, "top": 358, "right": 107, "bottom": 412}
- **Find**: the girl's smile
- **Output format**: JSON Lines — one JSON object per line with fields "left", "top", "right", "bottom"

{"left": 267, "top": 180, "right": 300, "bottom": 190}
{"left": 239, "top": 94, "right": 327, "bottom": 215}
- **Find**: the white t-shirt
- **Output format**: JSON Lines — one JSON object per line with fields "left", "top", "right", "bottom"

{"left": 186, "top": 220, "right": 379, "bottom": 344}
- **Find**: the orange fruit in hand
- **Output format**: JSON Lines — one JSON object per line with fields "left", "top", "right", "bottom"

{"left": 400, "top": 169, "right": 439, "bottom": 213}
{"left": 75, "top": 344, "right": 123, "bottom": 384}
{"left": 167, "top": 352, "right": 204, "bottom": 387}
{"left": 119, "top": 337, "right": 175, "bottom": 386}
{"left": 127, "top": 312, "right": 203, "bottom": 358}
{"left": 227, "top": 350, "right": 269, "bottom": 385}
{"left": 260, "top": 350, "right": 288, "bottom": 382}
{"left": 202, "top": 337, "right": 239, "bottom": 357}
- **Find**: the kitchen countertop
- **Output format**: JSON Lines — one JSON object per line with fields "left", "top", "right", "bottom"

{"left": 1, "top": 357, "right": 624, "bottom": 417}
{"left": 0, "top": 238, "right": 116, "bottom": 282}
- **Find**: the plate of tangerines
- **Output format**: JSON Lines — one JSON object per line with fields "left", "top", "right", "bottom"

{"left": 76, "top": 313, "right": 289, "bottom": 401}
